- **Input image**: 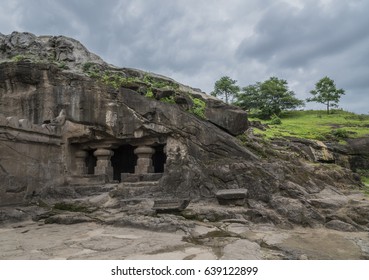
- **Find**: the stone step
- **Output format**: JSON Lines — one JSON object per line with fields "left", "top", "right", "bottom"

{"left": 121, "top": 173, "right": 163, "bottom": 183}
{"left": 73, "top": 184, "right": 117, "bottom": 196}
{"left": 119, "top": 181, "right": 159, "bottom": 188}
{"left": 110, "top": 181, "right": 160, "bottom": 199}
{"left": 66, "top": 175, "right": 110, "bottom": 185}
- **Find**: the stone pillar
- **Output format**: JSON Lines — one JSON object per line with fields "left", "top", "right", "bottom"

{"left": 134, "top": 146, "right": 154, "bottom": 174}
{"left": 94, "top": 148, "right": 114, "bottom": 180}
{"left": 163, "top": 145, "right": 167, "bottom": 171}
{"left": 75, "top": 150, "right": 88, "bottom": 175}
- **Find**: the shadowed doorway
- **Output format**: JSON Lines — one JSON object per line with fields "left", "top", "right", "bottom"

{"left": 111, "top": 145, "right": 137, "bottom": 181}
{"left": 152, "top": 144, "right": 166, "bottom": 173}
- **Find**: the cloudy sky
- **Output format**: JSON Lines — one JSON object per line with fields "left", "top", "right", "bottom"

{"left": 1, "top": 0, "right": 369, "bottom": 113}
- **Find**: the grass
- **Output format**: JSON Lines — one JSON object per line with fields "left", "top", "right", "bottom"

{"left": 250, "top": 110, "right": 369, "bottom": 141}
{"left": 362, "top": 177, "right": 369, "bottom": 195}
{"left": 357, "top": 169, "right": 369, "bottom": 195}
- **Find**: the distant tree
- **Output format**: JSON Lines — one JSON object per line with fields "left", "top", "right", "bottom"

{"left": 307, "top": 76, "right": 345, "bottom": 114}
{"left": 211, "top": 76, "right": 240, "bottom": 104}
{"left": 235, "top": 77, "right": 304, "bottom": 119}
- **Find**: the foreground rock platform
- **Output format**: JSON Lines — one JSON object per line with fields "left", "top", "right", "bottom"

{"left": 1, "top": 217, "right": 368, "bottom": 260}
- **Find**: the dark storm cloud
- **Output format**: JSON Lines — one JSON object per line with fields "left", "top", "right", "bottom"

{"left": 1, "top": 0, "right": 369, "bottom": 113}
{"left": 237, "top": 0, "right": 369, "bottom": 68}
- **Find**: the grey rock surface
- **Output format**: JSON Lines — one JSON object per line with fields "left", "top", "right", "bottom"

{"left": 1, "top": 31, "right": 369, "bottom": 238}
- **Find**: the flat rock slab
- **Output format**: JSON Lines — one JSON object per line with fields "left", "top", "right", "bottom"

{"left": 221, "top": 239, "right": 262, "bottom": 260}
{"left": 216, "top": 189, "right": 248, "bottom": 206}
{"left": 152, "top": 199, "right": 190, "bottom": 212}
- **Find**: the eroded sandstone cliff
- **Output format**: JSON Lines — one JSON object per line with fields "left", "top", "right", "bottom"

{"left": 1, "top": 32, "right": 369, "bottom": 235}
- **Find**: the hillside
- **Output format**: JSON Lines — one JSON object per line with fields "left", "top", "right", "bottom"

{"left": 250, "top": 110, "right": 369, "bottom": 141}
{"left": 247, "top": 109, "right": 369, "bottom": 195}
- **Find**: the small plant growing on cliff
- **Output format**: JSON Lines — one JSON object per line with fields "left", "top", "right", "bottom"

{"left": 160, "top": 96, "right": 176, "bottom": 104}
{"left": 188, "top": 97, "right": 206, "bottom": 119}
{"left": 11, "top": 55, "right": 27, "bottom": 62}
{"left": 145, "top": 88, "right": 154, "bottom": 98}
{"left": 83, "top": 62, "right": 100, "bottom": 78}
{"left": 143, "top": 74, "right": 179, "bottom": 90}
{"left": 57, "top": 62, "right": 68, "bottom": 69}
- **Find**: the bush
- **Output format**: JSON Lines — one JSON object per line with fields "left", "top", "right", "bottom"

{"left": 331, "top": 128, "right": 349, "bottom": 139}
{"left": 188, "top": 97, "right": 206, "bottom": 119}
{"left": 270, "top": 115, "right": 282, "bottom": 125}
{"left": 145, "top": 89, "right": 154, "bottom": 98}
{"left": 160, "top": 96, "right": 175, "bottom": 104}
{"left": 11, "top": 55, "right": 27, "bottom": 62}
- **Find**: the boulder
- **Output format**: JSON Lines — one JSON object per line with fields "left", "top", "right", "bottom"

{"left": 205, "top": 98, "right": 248, "bottom": 136}
{"left": 216, "top": 189, "right": 248, "bottom": 206}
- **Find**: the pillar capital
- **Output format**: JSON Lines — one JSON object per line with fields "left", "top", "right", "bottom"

{"left": 134, "top": 146, "right": 154, "bottom": 155}
{"left": 94, "top": 148, "right": 114, "bottom": 158}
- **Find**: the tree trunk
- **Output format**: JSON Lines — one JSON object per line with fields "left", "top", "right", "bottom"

{"left": 327, "top": 101, "right": 330, "bottom": 114}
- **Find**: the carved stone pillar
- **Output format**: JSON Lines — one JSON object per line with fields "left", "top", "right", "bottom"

{"left": 94, "top": 148, "right": 114, "bottom": 180}
{"left": 75, "top": 150, "right": 88, "bottom": 175}
{"left": 134, "top": 146, "right": 154, "bottom": 174}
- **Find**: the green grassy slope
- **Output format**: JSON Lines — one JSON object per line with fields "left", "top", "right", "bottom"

{"left": 250, "top": 110, "right": 369, "bottom": 141}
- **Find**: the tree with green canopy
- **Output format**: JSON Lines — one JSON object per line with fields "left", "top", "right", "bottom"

{"left": 307, "top": 76, "right": 345, "bottom": 114}
{"left": 235, "top": 77, "right": 304, "bottom": 119}
{"left": 211, "top": 76, "right": 240, "bottom": 104}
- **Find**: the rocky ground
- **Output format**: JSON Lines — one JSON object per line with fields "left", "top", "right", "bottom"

{"left": 1, "top": 198, "right": 369, "bottom": 260}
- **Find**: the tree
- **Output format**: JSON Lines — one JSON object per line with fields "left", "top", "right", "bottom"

{"left": 307, "top": 76, "right": 345, "bottom": 114}
{"left": 235, "top": 77, "right": 304, "bottom": 119}
{"left": 211, "top": 76, "right": 240, "bottom": 104}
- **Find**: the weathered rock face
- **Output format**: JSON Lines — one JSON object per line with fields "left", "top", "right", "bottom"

{"left": 0, "top": 114, "right": 63, "bottom": 205}
{"left": 0, "top": 31, "right": 107, "bottom": 71}
{"left": 0, "top": 31, "right": 248, "bottom": 136}
{"left": 346, "top": 138, "right": 369, "bottom": 171}
{"left": 0, "top": 59, "right": 255, "bottom": 203}
{"left": 1, "top": 32, "right": 369, "bottom": 234}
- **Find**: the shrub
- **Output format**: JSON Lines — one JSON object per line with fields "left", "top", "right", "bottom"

{"left": 331, "top": 128, "right": 349, "bottom": 139}
{"left": 145, "top": 89, "right": 154, "bottom": 98}
{"left": 188, "top": 97, "right": 206, "bottom": 119}
{"left": 270, "top": 115, "right": 282, "bottom": 125}
{"left": 57, "top": 62, "right": 68, "bottom": 69}
{"left": 11, "top": 55, "right": 27, "bottom": 62}
{"left": 160, "top": 96, "right": 175, "bottom": 104}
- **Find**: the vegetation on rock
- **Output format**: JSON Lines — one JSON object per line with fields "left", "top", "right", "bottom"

{"left": 188, "top": 96, "right": 206, "bottom": 119}
{"left": 250, "top": 110, "right": 369, "bottom": 141}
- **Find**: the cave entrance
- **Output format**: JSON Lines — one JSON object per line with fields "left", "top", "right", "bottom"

{"left": 111, "top": 145, "right": 137, "bottom": 181}
{"left": 85, "top": 149, "right": 97, "bottom": 175}
{"left": 153, "top": 144, "right": 166, "bottom": 173}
